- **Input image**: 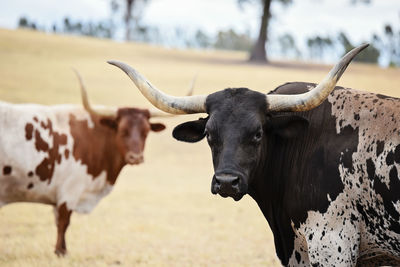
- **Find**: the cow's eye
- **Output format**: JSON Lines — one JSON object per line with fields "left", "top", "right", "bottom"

{"left": 253, "top": 130, "right": 263, "bottom": 142}
{"left": 122, "top": 130, "right": 130, "bottom": 137}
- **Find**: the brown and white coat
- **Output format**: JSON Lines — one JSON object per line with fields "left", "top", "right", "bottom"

{"left": 0, "top": 100, "right": 165, "bottom": 255}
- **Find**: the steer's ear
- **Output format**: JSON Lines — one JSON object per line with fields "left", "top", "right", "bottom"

{"left": 269, "top": 115, "right": 309, "bottom": 138}
{"left": 150, "top": 123, "right": 166, "bottom": 132}
{"left": 173, "top": 117, "right": 208, "bottom": 143}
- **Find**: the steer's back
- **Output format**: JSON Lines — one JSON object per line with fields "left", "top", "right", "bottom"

{"left": 274, "top": 83, "right": 400, "bottom": 264}
{"left": 328, "top": 87, "right": 400, "bottom": 261}
{"left": 0, "top": 102, "right": 110, "bottom": 210}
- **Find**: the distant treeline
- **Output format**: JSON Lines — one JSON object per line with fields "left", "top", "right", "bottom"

{"left": 17, "top": 15, "right": 399, "bottom": 67}
{"left": 18, "top": 17, "right": 115, "bottom": 39}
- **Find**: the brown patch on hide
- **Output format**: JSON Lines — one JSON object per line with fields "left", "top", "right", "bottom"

{"left": 25, "top": 123, "right": 33, "bottom": 140}
{"left": 34, "top": 129, "right": 49, "bottom": 152}
{"left": 69, "top": 113, "right": 124, "bottom": 185}
{"left": 3, "top": 166, "right": 12, "bottom": 175}
{"left": 68, "top": 108, "right": 160, "bottom": 185}
{"left": 64, "top": 149, "right": 69, "bottom": 159}
{"left": 26, "top": 118, "right": 68, "bottom": 184}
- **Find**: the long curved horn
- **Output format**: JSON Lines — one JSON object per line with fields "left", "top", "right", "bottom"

{"left": 72, "top": 69, "right": 117, "bottom": 117}
{"left": 266, "top": 44, "right": 369, "bottom": 112}
{"left": 149, "top": 74, "right": 198, "bottom": 117}
{"left": 149, "top": 108, "right": 174, "bottom": 117}
{"left": 107, "top": 61, "right": 207, "bottom": 114}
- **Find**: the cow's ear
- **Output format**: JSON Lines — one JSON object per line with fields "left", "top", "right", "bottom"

{"left": 150, "top": 123, "right": 166, "bottom": 132}
{"left": 173, "top": 117, "right": 208, "bottom": 143}
{"left": 100, "top": 117, "right": 118, "bottom": 130}
{"left": 269, "top": 115, "right": 309, "bottom": 138}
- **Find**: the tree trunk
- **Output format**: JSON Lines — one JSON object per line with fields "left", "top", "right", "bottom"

{"left": 249, "top": 0, "right": 272, "bottom": 62}
{"left": 125, "top": 0, "right": 135, "bottom": 41}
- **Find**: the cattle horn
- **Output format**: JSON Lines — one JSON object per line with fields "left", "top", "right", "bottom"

{"left": 107, "top": 61, "right": 207, "bottom": 114}
{"left": 149, "top": 74, "right": 198, "bottom": 117}
{"left": 72, "top": 69, "right": 117, "bottom": 117}
{"left": 266, "top": 44, "right": 369, "bottom": 112}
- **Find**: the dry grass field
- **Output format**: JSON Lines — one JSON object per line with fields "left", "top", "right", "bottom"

{"left": 0, "top": 28, "right": 399, "bottom": 267}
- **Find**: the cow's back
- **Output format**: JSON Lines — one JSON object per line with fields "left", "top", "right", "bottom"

{"left": 270, "top": 82, "right": 400, "bottom": 264}
{"left": 0, "top": 103, "right": 111, "bottom": 211}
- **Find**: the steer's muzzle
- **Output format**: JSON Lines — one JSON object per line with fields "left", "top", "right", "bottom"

{"left": 211, "top": 172, "right": 246, "bottom": 201}
{"left": 125, "top": 152, "right": 144, "bottom": 165}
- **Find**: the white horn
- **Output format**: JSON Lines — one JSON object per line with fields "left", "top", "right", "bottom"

{"left": 72, "top": 69, "right": 117, "bottom": 117}
{"left": 107, "top": 61, "right": 207, "bottom": 114}
{"left": 266, "top": 44, "right": 369, "bottom": 112}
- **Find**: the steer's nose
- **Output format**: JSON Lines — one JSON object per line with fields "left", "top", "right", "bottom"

{"left": 125, "top": 152, "right": 144, "bottom": 165}
{"left": 212, "top": 174, "right": 240, "bottom": 195}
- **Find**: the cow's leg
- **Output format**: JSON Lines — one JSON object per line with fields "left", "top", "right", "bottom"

{"left": 54, "top": 202, "right": 72, "bottom": 256}
{"left": 306, "top": 229, "right": 360, "bottom": 267}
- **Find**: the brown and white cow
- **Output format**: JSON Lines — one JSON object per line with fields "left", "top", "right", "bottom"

{"left": 0, "top": 72, "right": 167, "bottom": 256}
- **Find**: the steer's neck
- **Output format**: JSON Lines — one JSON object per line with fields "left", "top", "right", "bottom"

{"left": 247, "top": 105, "right": 345, "bottom": 265}
{"left": 69, "top": 114, "right": 125, "bottom": 185}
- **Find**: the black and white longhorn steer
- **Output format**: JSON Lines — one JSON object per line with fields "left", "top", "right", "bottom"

{"left": 108, "top": 44, "right": 400, "bottom": 266}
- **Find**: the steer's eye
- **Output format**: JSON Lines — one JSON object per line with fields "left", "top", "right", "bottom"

{"left": 253, "top": 130, "right": 263, "bottom": 142}
{"left": 122, "top": 130, "right": 130, "bottom": 137}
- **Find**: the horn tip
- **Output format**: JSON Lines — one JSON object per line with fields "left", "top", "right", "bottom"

{"left": 347, "top": 43, "right": 369, "bottom": 58}
{"left": 353, "top": 43, "right": 369, "bottom": 55}
{"left": 107, "top": 60, "right": 130, "bottom": 70}
{"left": 107, "top": 60, "right": 120, "bottom": 66}
{"left": 71, "top": 68, "right": 83, "bottom": 84}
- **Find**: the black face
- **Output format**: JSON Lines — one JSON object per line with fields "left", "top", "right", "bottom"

{"left": 173, "top": 88, "right": 309, "bottom": 201}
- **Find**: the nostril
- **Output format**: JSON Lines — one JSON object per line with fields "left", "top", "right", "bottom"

{"left": 231, "top": 178, "right": 239, "bottom": 186}
{"left": 215, "top": 174, "right": 240, "bottom": 187}
{"left": 125, "top": 152, "right": 143, "bottom": 163}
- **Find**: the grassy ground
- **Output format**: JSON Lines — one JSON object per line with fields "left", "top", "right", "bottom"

{"left": 0, "top": 29, "right": 399, "bottom": 267}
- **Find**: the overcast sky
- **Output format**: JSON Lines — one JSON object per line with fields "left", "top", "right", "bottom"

{"left": 1, "top": 0, "right": 399, "bottom": 61}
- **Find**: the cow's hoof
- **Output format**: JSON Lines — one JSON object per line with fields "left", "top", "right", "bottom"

{"left": 54, "top": 248, "right": 67, "bottom": 257}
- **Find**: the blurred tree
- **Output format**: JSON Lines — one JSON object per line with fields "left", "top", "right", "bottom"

{"left": 238, "top": 0, "right": 292, "bottom": 62}
{"left": 18, "top": 17, "right": 29, "bottom": 28}
{"left": 124, "top": 0, "right": 135, "bottom": 41}
{"left": 338, "top": 32, "right": 353, "bottom": 53}
{"left": 237, "top": 0, "right": 374, "bottom": 63}
{"left": 17, "top": 16, "right": 38, "bottom": 30}
{"left": 338, "top": 32, "right": 380, "bottom": 64}
{"left": 278, "top": 33, "right": 300, "bottom": 58}
{"left": 355, "top": 44, "right": 380, "bottom": 63}
{"left": 111, "top": 0, "right": 149, "bottom": 41}
{"left": 383, "top": 24, "right": 399, "bottom": 67}
{"left": 214, "top": 29, "right": 253, "bottom": 51}
{"left": 306, "top": 36, "right": 333, "bottom": 60}
{"left": 195, "top": 30, "right": 211, "bottom": 48}
{"left": 60, "top": 17, "right": 114, "bottom": 39}
{"left": 63, "top": 17, "right": 72, "bottom": 33}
